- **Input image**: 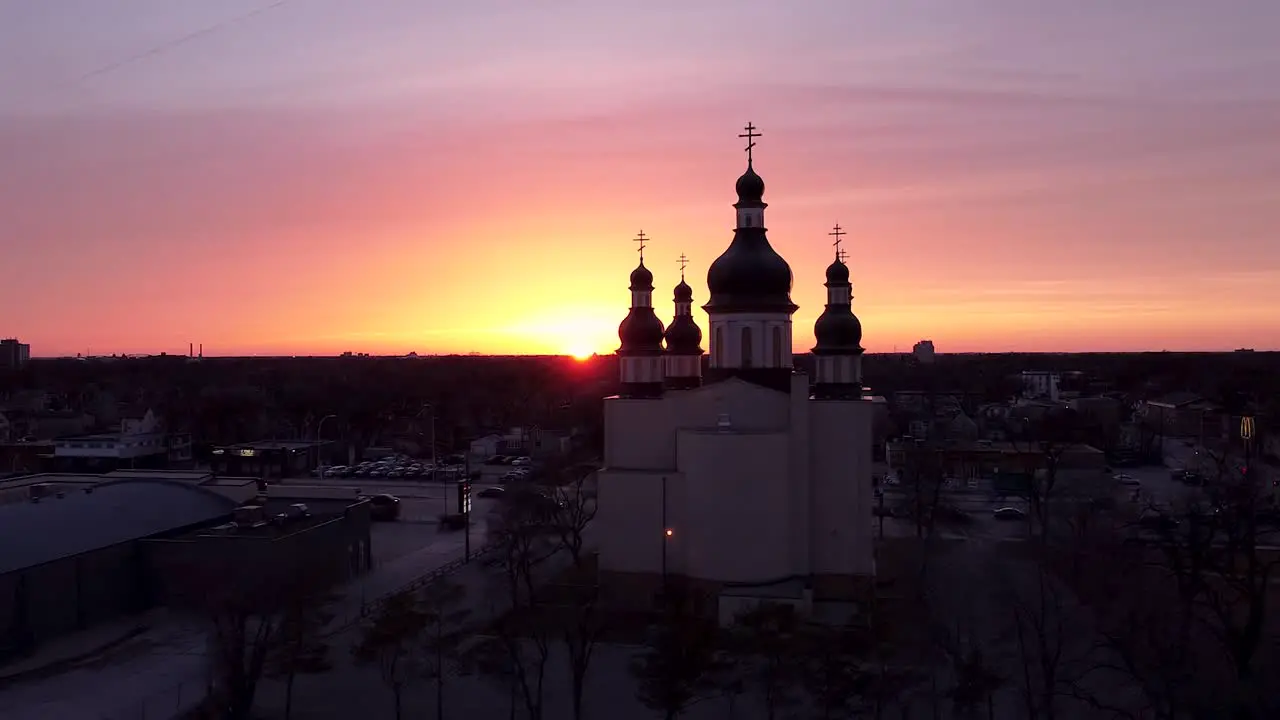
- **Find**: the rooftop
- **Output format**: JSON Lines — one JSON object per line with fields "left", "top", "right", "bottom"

{"left": 0, "top": 479, "right": 238, "bottom": 574}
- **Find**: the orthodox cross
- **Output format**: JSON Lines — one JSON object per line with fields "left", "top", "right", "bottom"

{"left": 829, "top": 223, "right": 846, "bottom": 260}
{"left": 634, "top": 230, "right": 648, "bottom": 262}
{"left": 837, "top": 248, "right": 850, "bottom": 264}
{"left": 678, "top": 253, "right": 689, "bottom": 280}
{"left": 739, "top": 122, "right": 761, "bottom": 164}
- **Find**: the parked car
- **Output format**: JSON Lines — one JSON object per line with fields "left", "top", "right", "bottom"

{"left": 478, "top": 486, "right": 505, "bottom": 498}
{"left": 360, "top": 494, "right": 401, "bottom": 521}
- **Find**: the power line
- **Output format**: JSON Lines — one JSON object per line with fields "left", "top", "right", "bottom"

{"left": 78, "top": 0, "right": 292, "bottom": 83}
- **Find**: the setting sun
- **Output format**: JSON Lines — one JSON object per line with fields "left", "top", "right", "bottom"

{"left": 568, "top": 347, "right": 595, "bottom": 361}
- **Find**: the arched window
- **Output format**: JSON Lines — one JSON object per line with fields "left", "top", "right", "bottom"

{"left": 771, "top": 326, "right": 783, "bottom": 367}
{"left": 714, "top": 326, "right": 724, "bottom": 366}
{"left": 741, "top": 326, "right": 754, "bottom": 368}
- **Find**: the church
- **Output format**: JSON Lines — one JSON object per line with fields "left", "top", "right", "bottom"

{"left": 594, "top": 125, "right": 876, "bottom": 624}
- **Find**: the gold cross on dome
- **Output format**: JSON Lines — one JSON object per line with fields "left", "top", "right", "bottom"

{"left": 678, "top": 253, "right": 688, "bottom": 279}
{"left": 633, "top": 230, "right": 648, "bottom": 262}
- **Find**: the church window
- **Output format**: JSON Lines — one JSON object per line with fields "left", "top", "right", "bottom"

{"left": 741, "top": 326, "right": 754, "bottom": 368}
{"left": 714, "top": 326, "right": 724, "bottom": 366}
{"left": 771, "top": 326, "right": 783, "bottom": 366}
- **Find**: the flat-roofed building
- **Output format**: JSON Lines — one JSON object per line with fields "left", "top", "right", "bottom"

{"left": 0, "top": 478, "right": 238, "bottom": 662}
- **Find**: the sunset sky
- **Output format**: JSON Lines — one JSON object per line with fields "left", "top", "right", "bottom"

{"left": 2, "top": 1, "right": 1278, "bottom": 357}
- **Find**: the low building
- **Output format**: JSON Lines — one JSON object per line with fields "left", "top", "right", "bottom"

{"left": 885, "top": 439, "right": 1106, "bottom": 481}
{"left": 0, "top": 469, "right": 262, "bottom": 507}
{"left": 144, "top": 494, "right": 372, "bottom": 609}
{"left": 49, "top": 408, "right": 192, "bottom": 473}
{"left": 209, "top": 439, "right": 329, "bottom": 480}
{"left": 1144, "top": 393, "right": 1225, "bottom": 445}
{"left": 0, "top": 478, "right": 238, "bottom": 662}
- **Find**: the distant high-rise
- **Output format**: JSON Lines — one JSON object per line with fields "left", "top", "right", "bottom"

{"left": 913, "top": 339, "right": 936, "bottom": 364}
{"left": 0, "top": 338, "right": 30, "bottom": 369}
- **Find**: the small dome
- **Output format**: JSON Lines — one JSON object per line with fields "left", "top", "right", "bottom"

{"left": 629, "top": 262, "right": 653, "bottom": 291}
{"left": 664, "top": 316, "right": 703, "bottom": 355}
{"left": 825, "top": 260, "right": 849, "bottom": 285}
{"left": 735, "top": 164, "right": 765, "bottom": 207}
{"left": 673, "top": 279, "right": 693, "bottom": 302}
{"left": 812, "top": 310, "right": 863, "bottom": 354}
{"left": 618, "top": 310, "right": 665, "bottom": 355}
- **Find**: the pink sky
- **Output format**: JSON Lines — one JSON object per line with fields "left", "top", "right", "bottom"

{"left": 2, "top": 0, "right": 1278, "bottom": 356}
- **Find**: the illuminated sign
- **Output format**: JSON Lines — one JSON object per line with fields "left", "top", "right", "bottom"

{"left": 1241, "top": 416, "right": 1255, "bottom": 441}
{"left": 237, "top": 449, "right": 257, "bottom": 457}
{"left": 458, "top": 481, "right": 472, "bottom": 515}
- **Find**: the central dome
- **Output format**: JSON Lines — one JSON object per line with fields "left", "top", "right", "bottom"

{"left": 705, "top": 231, "right": 795, "bottom": 312}
{"left": 703, "top": 162, "right": 796, "bottom": 314}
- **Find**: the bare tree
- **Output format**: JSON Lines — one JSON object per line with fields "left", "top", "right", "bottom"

{"left": 1102, "top": 449, "right": 1280, "bottom": 718}
{"left": 471, "top": 488, "right": 557, "bottom": 720}
{"left": 547, "top": 466, "right": 603, "bottom": 720}
{"left": 419, "top": 580, "right": 470, "bottom": 720}
{"left": 796, "top": 616, "right": 885, "bottom": 720}
{"left": 630, "top": 581, "right": 724, "bottom": 720}
{"left": 931, "top": 621, "right": 1005, "bottom": 720}
{"left": 724, "top": 602, "right": 804, "bottom": 720}
{"left": 164, "top": 555, "right": 333, "bottom": 720}
{"left": 265, "top": 590, "right": 336, "bottom": 720}
{"left": 1010, "top": 407, "right": 1084, "bottom": 544}
{"left": 351, "top": 589, "right": 428, "bottom": 720}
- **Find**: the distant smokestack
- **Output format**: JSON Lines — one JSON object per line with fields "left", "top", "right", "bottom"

{"left": 189, "top": 343, "right": 193, "bottom": 357}
{"left": 199, "top": 343, "right": 203, "bottom": 358}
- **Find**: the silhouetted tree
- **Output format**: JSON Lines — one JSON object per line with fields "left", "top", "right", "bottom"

{"left": 630, "top": 583, "right": 724, "bottom": 720}
{"left": 265, "top": 591, "right": 336, "bottom": 720}
{"left": 352, "top": 590, "right": 428, "bottom": 720}
{"left": 418, "top": 580, "right": 470, "bottom": 720}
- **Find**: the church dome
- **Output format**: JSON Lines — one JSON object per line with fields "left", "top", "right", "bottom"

{"left": 618, "top": 310, "right": 665, "bottom": 355}
{"left": 812, "top": 310, "right": 863, "bottom": 354}
{"left": 673, "top": 279, "right": 693, "bottom": 302}
{"left": 664, "top": 315, "right": 702, "bottom": 355}
{"left": 629, "top": 262, "right": 654, "bottom": 290}
{"left": 734, "top": 164, "right": 765, "bottom": 207}
{"left": 825, "top": 260, "right": 849, "bottom": 285}
{"left": 705, "top": 233, "right": 794, "bottom": 312}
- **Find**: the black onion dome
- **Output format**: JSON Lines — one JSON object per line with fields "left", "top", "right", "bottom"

{"left": 664, "top": 316, "right": 702, "bottom": 355}
{"left": 813, "top": 310, "right": 863, "bottom": 354}
{"left": 629, "top": 262, "right": 654, "bottom": 290}
{"left": 618, "top": 310, "right": 665, "bottom": 355}
{"left": 704, "top": 229, "right": 795, "bottom": 312}
{"left": 825, "top": 260, "right": 850, "bottom": 285}
{"left": 735, "top": 164, "right": 765, "bottom": 207}
{"left": 673, "top": 279, "right": 693, "bottom": 302}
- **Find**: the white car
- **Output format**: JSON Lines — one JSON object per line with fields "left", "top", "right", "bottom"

{"left": 1114, "top": 474, "right": 1141, "bottom": 486}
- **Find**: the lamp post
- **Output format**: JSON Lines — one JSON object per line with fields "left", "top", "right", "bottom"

{"left": 315, "top": 414, "right": 337, "bottom": 478}
{"left": 661, "top": 475, "right": 670, "bottom": 600}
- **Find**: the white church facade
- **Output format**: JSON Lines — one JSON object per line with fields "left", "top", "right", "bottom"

{"left": 595, "top": 125, "right": 876, "bottom": 623}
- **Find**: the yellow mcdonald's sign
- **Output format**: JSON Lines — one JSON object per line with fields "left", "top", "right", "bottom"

{"left": 1240, "top": 416, "right": 1255, "bottom": 441}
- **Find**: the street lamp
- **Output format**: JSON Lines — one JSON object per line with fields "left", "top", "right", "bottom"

{"left": 315, "top": 414, "right": 337, "bottom": 478}
{"left": 660, "top": 475, "right": 670, "bottom": 597}
{"left": 415, "top": 403, "right": 437, "bottom": 472}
